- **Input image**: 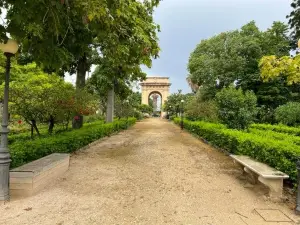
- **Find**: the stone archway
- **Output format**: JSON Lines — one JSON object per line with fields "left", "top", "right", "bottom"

{"left": 140, "top": 77, "right": 171, "bottom": 117}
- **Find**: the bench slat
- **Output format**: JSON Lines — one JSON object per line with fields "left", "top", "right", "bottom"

{"left": 9, "top": 153, "right": 70, "bottom": 197}
{"left": 230, "top": 155, "right": 289, "bottom": 179}
{"left": 10, "top": 153, "right": 69, "bottom": 177}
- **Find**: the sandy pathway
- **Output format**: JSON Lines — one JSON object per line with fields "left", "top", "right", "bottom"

{"left": 0, "top": 118, "right": 299, "bottom": 225}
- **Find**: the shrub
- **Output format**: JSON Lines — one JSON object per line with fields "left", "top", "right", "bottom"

{"left": 275, "top": 102, "right": 300, "bottom": 126}
{"left": 84, "top": 114, "right": 105, "bottom": 123}
{"left": 257, "top": 106, "right": 276, "bottom": 124}
{"left": 9, "top": 118, "right": 136, "bottom": 168}
{"left": 133, "top": 110, "right": 144, "bottom": 120}
{"left": 174, "top": 118, "right": 300, "bottom": 183}
{"left": 215, "top": 86, "right": 257, "bottom": 129}
{"left": 185, "top": 92, "right": 219, "bottom": 122}
{"left": 139, "top": 104, "right": 153, "bottom": 114}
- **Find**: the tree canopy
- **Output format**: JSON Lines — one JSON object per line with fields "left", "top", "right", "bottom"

{"left": 1, "top": 0, "right": 161, "bottom": 88}
{"left": 163, "top": 90, "right": 193, "bottom": 116}
{"left": 187, "top": 21, "right": 290, "bottom": 91}
{"left": 0, "top": 63, "right": 98, "bottom": 134}
{"left": 287, "top": 0, "right": 300, "bottom": 46}
{"left": 259, "top": 55, "right": 300, "bottom": 84}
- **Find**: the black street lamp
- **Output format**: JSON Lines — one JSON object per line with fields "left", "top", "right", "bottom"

{"left": 0, "top": 39, "right": 19, "bottom": 201}
{"left": 180, "top": 99, "right": 184, "bottom": 130}
{"left": 296, "top": 160, "right": 300, "bottom": 214}
{"left": 125, "top": 99, "right": 129, "bottom": 126}
{"left": 296, "top": 40, "right": 300, "bottom": 214}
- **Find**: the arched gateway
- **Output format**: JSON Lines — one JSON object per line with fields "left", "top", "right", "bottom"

{"left": 140, "top": 77, "right": 171, "bottom": 117}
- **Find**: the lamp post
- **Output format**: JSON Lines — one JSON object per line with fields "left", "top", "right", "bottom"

{"left": 296, "top": 160, "right": 300, "bottom": 214}
{"left": 296, "top": 39, "right": 300, "bottom": 214}
{"left": 125, "top": 99, "right": 129, "bottom": 117}
{"left": 168, "top": 105, "right": 171, "bottom": 120}
{"left": 0, "top": 39, "right": 19, "bottom": 201}
{"left": 180, "top": 99, "right": 184, "bottom": 130}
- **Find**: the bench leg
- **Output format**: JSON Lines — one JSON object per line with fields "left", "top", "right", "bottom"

{"left": 244, "top": 167, "right": 258, "bottom": 184}
{"left": 258, "top": 176, "right": 283, "bottom": 200}
{"left": 233, "top": 160, "right": 257, "bottom": 183}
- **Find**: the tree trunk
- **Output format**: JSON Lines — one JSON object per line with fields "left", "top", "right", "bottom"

{"left": 48, "top": 115, "right": 55, "bottom": 134}
{"left": 65, "top": 114, "right": 70, "bottom": 130}
{"left": 106, "top": 88, "right": 114, "bottom": 123}
{"left": 73, "top": 55, "right": 88, "bottom": 129}
{"left": 31, "top": 124, "right": 34, "bottom": 139}
{"left": 76, "top": 55, "right": 88, "bottom": 89}
{"left": 31, "top": 120, "right": 40, "bottom": 136}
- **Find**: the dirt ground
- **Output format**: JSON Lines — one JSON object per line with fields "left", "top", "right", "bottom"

{"left": 0, "top": 118, "right": 300, "bottom": 225}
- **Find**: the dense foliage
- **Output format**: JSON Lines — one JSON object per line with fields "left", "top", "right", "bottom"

{"left": 287, "top": 0, "right": 300, "bottom": 45}
{"left": 188, "top": 21, "right": 290, "bottom": 91}
{"left": 163, "top": 90, "right": 193, "bottom": 116}
{"left": 215, "top": 86, "right": 257, "bottom": 129}
{"left": 0, "top": 63, "right": 98, "bottom": 135}
{"left": 274, "top": 102, "right": 300, "bottom": 126}
{"left": 259, "top": 55, "right": 300, "bottom": 85}
{"left": 185, "top": 91, "right": 219, "bottom": 122}
{"left": 139, "top": 104, "right": 153, "bottom": 114}
{"left": 0, "top": 0, "right": 161, "bottom": 128}
{"left": 1, "top": 0, "right": 161, "bottom": 88}
{"left": 187, "top": 21, "right": 296, "bottom": 124}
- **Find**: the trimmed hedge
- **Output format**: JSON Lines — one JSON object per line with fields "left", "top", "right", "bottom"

{"left": 7, "top": 120, "right": 105, "bottom": 145}
{"left": 250, "top": 123, "right": 300, "bottom": 136}
{"left": 249, "top": 128, "right": 300, "bottom": 146}
{"left": 10, "top": 118, "right": 136, "bottom": 168}
{"left": 174, "top": 118, "right": 300, "bottom": 183}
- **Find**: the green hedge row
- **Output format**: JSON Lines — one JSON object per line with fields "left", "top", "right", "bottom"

{"left": 10, "top": 118, "right": 136, "bottom": 168}
{"left": 249, "top": 128, "right": 300, "bottom": 146}
{"left": 7, "top": 120, "right": 105, "bottom": 145}
{"left": 250, "top": 123, "right": 300, "bottom": 136}
{"left": 174, "top": 118, "right": 300, "bottom": 183}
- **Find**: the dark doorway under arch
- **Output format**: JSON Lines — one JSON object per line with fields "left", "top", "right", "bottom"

{"left": 148, "top": 91, "right": 162, "bottom": 116}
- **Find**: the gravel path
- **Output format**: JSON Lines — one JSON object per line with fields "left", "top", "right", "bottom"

{"left": 0, "top": 118, "right": 299, "bottom": 225}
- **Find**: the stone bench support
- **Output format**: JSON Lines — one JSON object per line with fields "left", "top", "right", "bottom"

{"left": 10, "top": 153, "right": 70, "bottom": 197}
{"left": 231, "top": 155, "right": 289, "bottom": 200}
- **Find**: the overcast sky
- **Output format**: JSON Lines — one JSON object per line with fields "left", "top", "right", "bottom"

{"left": 140, "top": 0, "right": 292, "bottom": 93}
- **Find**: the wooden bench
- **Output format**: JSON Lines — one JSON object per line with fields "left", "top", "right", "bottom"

{"left": 230, "top": 155, "right": 289, "bottom": 200}
{"left": 10, "top": 153, "right": 70, "bottom": 197}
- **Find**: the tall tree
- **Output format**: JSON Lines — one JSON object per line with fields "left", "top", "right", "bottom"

{"left": 187, "top": 21, "right": 292, "bottom": 114}
{"left": 287, "top": 0, "right": 300, "bottom": 47}
{"left": 163, "top": 90, "right": 190, "bottom": 116}
{"left": 0, "top": 63, "right": 98, "bottom": 135}
{"left": 188, "top": 21, "right": 290, "bottom": 91}
{"left": 2, "top": 0, "right": 161, "bottom": 125}
{"left": 87, "top": 62, "right": 146, "bottom": 120}
{"left": 2, "top": 0, "right": 160, "bottom": 87}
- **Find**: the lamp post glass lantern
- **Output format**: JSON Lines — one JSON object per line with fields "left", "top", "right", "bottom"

{"left": 0, "top": 39, "right": 19, "bottom": 201}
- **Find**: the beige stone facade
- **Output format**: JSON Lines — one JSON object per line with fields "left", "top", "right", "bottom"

{"left": 140, "top": 77, "right": 171, "bottom": 116}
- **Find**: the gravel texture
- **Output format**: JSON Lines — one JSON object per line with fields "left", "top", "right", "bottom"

{"left": 0, "top": 118, "right": 299, "bottom": 225}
